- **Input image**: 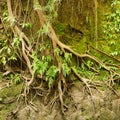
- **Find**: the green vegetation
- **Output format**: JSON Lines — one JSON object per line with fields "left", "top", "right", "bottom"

{"left": 103, "top": 0, "right": 120, "bottom": 57}
{"left": 0, "top": 0, "right": 120, "bottom": 119}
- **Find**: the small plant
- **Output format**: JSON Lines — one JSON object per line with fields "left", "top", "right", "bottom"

{"left": 13, "top": 74, "right": 21, "bottom": 85}
{"left": 31, "top": 46, "right": 60, "bottom": 87}
{"left": 5, "top": 74, "right": 21, "bottom": 85}
{"left": 62, "top": 63, "right": 71, "bottom": 77}
{"left": 31, "top": 51, "right": 50, "bottom": 76}
{"left": 46, "top": 65, "right": 59, "bottom": 87}
{"left": 31, "top": 45, "right": 73, "bottom": 87}
{"left": 103, "top": 0, "right": 120, "bottom": 56}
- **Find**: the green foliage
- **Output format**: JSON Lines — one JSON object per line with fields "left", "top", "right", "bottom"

{"left": 34, "top": 0, "right": 60, "bottom": 35}
{"left": 33, "top": 0, "right": 42, "bottom": 10}
{"left": 6, "top": 74, "right": 21, "bottom": 85}
{"left": 54, "top": 48, "right": 72, "bottom": 78}
{"left": 46, "top": 66, "right": 59, "bottom": 87}
{"left": 2, "top": 11, "right": 9, "bottom": 22}
{"left": 12, "top": 74, "right": 21, "bottom": 85}
{"left": 62, "top": 63, "right": 71, "bottom": 77}
{"left": 103, "top": 0, "right": 120, "bottom": 56}
{"left": 86, "top": 60, "right": 94, "bottom": 68}
{"left": 31, "top": 45, "right": 73, "bottom": 87}
{"left": 61, "top": 52, "right": 72, "bottom": 77}
{"left": 22, "top": 22, "right": 32, "bottom": 29}
{"left": 64, "top": 52, "right": 72, "bottom": 63}
{"left": 54, "top": 47, "right": 62, "bottom": 55}
{"left": 79, "top": 65, "right": 95, "bottom": 78}
{"left": 31, "top": 52, "right": 51, "bottom": 76}
{"left": 43, "top": 0, "right": 60, "bottom": 21}
{"left": 0, "top": 11, "right": 21, "bottom": 65}
{"left": 12, "top": 36, "right": 21, "bottom": 47}
{"left": 0, "top": 35, "right": 21, "bottom": 65}
{"left": 3, "top": 11, "right": 16, "bottom": 25}
{"left": 104, "top": 0, "right": 120, "bottom": 39}
{"left": 0, "top": 0, "right": 61, "bottom": 88}
{"left": 0, "top": 39, "right": 10, "bottom": 65}
{"left": 31, "top": 48, "right": 59, "bottom": 87}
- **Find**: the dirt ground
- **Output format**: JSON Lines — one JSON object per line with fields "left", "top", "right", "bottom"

{"left": 0, "top": 80, "right": 120, "bottom": 120}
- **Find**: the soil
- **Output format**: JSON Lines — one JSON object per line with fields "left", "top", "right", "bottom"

{"left": 0, "top": 80, "right": 120, "bottom": 120}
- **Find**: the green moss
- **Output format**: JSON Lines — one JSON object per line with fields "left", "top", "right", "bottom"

{"left": 0, "top": 83, "right": 23, "bottom": 119}
{"left": 0, "top": 83, "right": 23, "bottom": 108}
{"left": 54, "top": 21, "right": 87, "bottom": 53}
{"left": 0, "top": 83, "right": 23, "bottom": 98}
{"left": 0, "top": 102, "right": 16, "bottom": 119}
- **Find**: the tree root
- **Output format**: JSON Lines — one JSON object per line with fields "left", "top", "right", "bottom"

{"left": 35, "top": 3, "right": 120, "bottom": 77}
{"left": 5, "top": 0, "right": 120, "bottom": 116}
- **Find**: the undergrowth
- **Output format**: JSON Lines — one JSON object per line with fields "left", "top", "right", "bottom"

{"left": 0, "top": 0, "right": 120, "bottom": 117}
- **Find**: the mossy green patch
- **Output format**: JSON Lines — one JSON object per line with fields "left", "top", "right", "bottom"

{"left": 0, "top": 83, "right": 23, "bottom": 119}
{"left": 0, "top": 83, "right": 23, "bottom": 99}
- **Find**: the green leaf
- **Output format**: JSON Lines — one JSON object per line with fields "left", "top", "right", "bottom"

{"left": 38, "top": 61, "right": 48, "bottom": 75}
{"left": 1, "top": 57, "right": 6, "bottom": 65}
{"left": 39, "top": 45, "right": 45, "bottom": 52}
{"left": 46, "top": 66, "right": 59, "bottom": 78}
{"left": 7, "top": 47, "right": 11, "bottom": 54}
{"left": 62, "top": 63, "right": 71, "bottom": 77}
{"left": 54, "top": 47, "right": 60, "bottom": 55}
{"left": 22, "top": 22, "right": 32, "bottom": 28}
{"left": 13, "top": 74, "right": 21, "bottom": 85}
{"left": 9, "top": 55, "right": 17, "bottom": 61}
{"left": 48, "top": 77, "right": 54, "bottom": 88}
{"left": 64, "top": 52, "right": 72, "bottom": 63}
{"left": 46, "top": 65, "right": 59, "bottom": 87}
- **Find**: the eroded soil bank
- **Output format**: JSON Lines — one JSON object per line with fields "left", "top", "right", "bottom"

{"left": 0, "top": 81, "right": 120, "bottom": 120}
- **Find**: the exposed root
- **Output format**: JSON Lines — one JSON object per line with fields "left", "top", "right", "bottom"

{"left": 72, "top": 67, "right": 96, "bottom": 111}
{"left": 58, "top": 80, "right": 65, "bottom": 114}
{"left": 5, "top": 0, "right": 120, "bottom": 116}
{"left": 89, "top": 44, "right": 120, "bottom": 63}
{"left": 35, "top": 3, "right": 120, "bottom": 77}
